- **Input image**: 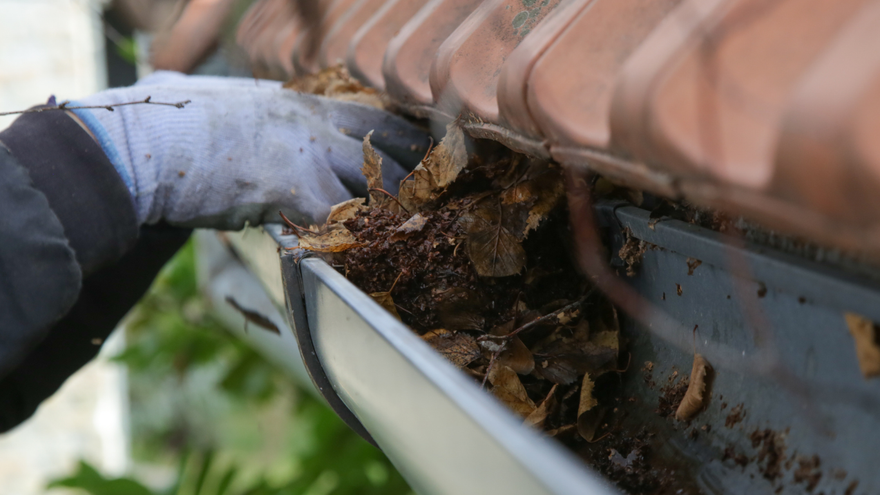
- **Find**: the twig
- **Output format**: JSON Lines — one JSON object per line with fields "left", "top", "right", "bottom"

{"left": 477, "top": 288, "right": 596, "bottom": 343}
{"left": 0, "top": 96, "right": 191, "bottom": 117}
{"left": 481, "top": 348, "right": 502, "bottom": 389}
{"left": 278, "top": 210, "right": 317, "bottom": 235}
{"left": 368, "top": 187, "right": 410, "bottom": 213}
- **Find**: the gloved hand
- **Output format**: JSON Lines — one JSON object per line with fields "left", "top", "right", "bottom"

{"left": 71, "top": 71, "right": 429, "bottom": 230}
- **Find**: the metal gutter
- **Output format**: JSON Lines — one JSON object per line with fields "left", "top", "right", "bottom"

{"left": 211, "top": 198, "right": 880, "bottom": 493}
{"left": 300, "top": 258, "right": 617, "bottom": 495}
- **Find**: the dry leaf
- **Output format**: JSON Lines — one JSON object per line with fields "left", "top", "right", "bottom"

{"left": 533, "top": 305, "right": 619, "bottom": 384}
{"left": 499, "top": 163, "right": 565, "bottom": 237}
{"left": 361, "top": 132, "right": 385, "bottom": 206}
{"left": 459, "top": 203, "right": 526, "bottom": 277}
{"left": 370, "top": 291, "right": 402, "bottom": 320}
{"left": 498, "top": 337, "right": 535, "bottom": 375}
{"left": 675, "top": 354, "right": 712, "bottom": 421}
{"left": 546, "top": 424, "right": 577, "bottom": 438}
{"left": 524, "top": 384, "right": 557, "bottom": 429}
{"left": 327, "top": 197, "right": 366, "bottom": 224}
{"left": 435, "top": 287, "right": 485, "bottom": 331}
{"left": 225, "top": 297, "right": 280, "bottom": 335}
{"left": 297, "top": 224, "right": 363, "bottom": 252}
{"left": 577, "top": 372, "right": 604, "bottom": 441}
{"left": 284, "top": 65, "right": 387, "bottom": 110}
{"left": 399, "top": 122, "right": 468, "bottom": 211}
{"left": 422, "top": 329, "right": 482, "bottom": 369}
{"left": 390, "top": 213, "right": 427, "bottom": 242}
{"left": 489, "top": 321, "right": 534, "bottom": 374}
{"left": 844, "top": 313, "right": 880, "bottom": 378}
{"left": 489, "top": 365, "right": 536, "bottom": 417}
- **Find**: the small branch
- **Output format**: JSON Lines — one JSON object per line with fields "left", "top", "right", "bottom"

{"left": 0, "top": 96, "right": 191, "bottom": 117}
{"left": 368, "top": 187, "right": 410, "bottom": 213}
{"left": 478, "top": 288, "right": 596, "bottom": 343}
{"left": 278, "top": 210, "right": 316, "bottom": 236}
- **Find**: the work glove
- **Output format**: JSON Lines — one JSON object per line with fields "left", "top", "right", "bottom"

{"left": 71, "top": 71, "right": 429, "bottom": 230}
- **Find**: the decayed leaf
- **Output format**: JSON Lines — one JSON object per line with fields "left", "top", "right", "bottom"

{"left": 422, "top": 329, "right": 482, "bottom": 369}
{"left": 459, "top": 203, "right": 527, "bottom": 277}
{"left": 490, "top": 321, "right": 534, "bottom": 374}
{"left": 390, "top": 213, "right": 427, "bottom": 242}
{"left": 435, "top": 287, "right": 485, "bottom": 331}
{"left": 489, "top": 365, "right": 536, "bottom": 417}
{"left": 399, "top": 122, "right": 468, "bottom": 211}
{"left": 499, "top": 163, "right": 565, "bottom": 237}
{"left": 675, "top": 354, "right": 712, "bottom": 421}
{"left": 296, "top": 224, "right": 363, "bottom": 252}
{"left": 370, "top": 273, "right": 403, "bottom": 320}
{"left": 370, "top": 292, "right": 401, "bottom": 320}
{"left": 499, "top": 337, "right": 535, "bottom": 375}
{"left": 326, "top": 197, "right": 366, "bottom": 224}
{"left": 844, "top": 313, "right": 880, "bottom": 378}
{"left": 577, "top": 372, "right": 604, "bottom": 441}
{"left": 533, "top": 306, "right": 619, "bottom": 385}
{"left": 361, "top": 132, "right": 385, "bottom": 205}
{"left": 524, "top": 384, "right": 557, "bottom": 429}
{"left": 284, "top": 65, "right": 387, "bottom": 110}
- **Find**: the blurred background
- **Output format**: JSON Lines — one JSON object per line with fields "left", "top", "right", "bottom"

{"left": 0, "top": 1, "right": 409, "bottom": 494}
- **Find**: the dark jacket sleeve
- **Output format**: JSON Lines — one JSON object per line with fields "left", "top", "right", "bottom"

{"left": 0, "top": 109, "right": 186, "bottom": 430}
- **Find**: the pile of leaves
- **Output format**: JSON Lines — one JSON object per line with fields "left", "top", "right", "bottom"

{"left": 283, "top": 122, "right": 627, "bottom": 442}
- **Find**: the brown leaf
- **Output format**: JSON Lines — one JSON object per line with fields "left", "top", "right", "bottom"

{"left": 297, "top": 224, "right": 363, "bottom": 252}
{"left": 370, "top": 291, "right": 402, "bottom": 320}
{"left": 459, "top": 203, "right": 526, "bottom": 277}
{"left": 524, "top": 384, "right": 558, "bottom": 429}
{"left": 361, "top": 131, "right": 385, "bottom": 207}
{"left": 489, "top": 320, "right": 535, "bottom": 374}
{"left": 675, "top": 354, "right": 712, "bottom": 421}
{"left": 499, "top": 163, "right": 565, "bottom": 237}
{"left": 399, "top": 122, "right": 468, "bottom": 211}
{"left": 326, "top": 197, "right": 366, "bottom": 224}
{"left": 844, "top": 313, "right": 880, "bottom": 378}
{"left": 577, "top": 372, "right": 604, "bottom": 441}
{"left": 389, "top": 213, "right": 427, "bottom": 242}
{"left": 427, "top": 123, "right": 468, "bottom": 189}
{"left": 546, "top": 424, "right": 577, "bottom": 438}
{"left": 533, "top": 307, "right": 619, "bottom": 385}
{"left": 422, "top": 329, "right": 481, "bottom": 369}
{"left": 435, "top": 287, "right": 485, "bottom": 331}
{"left": 499, "top": 337, "right": 535, "bottom": 375}
{"left": 284, "top": 65, "right": 387, "bottom": 110}
{"left": 489, "top": 365, "right": 536, "bottom": 417}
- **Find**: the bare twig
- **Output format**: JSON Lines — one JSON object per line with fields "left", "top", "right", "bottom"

{"left": 368, "top": 187, "right": 410, "bottom": 213}
{"left": 0, "top": 96, "right": 191, "bottom": 117}
{"left": 278, "top": 210, "right": 317, "bottom": 235}
{"left": 478, "top": 288, "right": 596, "bottom": 343}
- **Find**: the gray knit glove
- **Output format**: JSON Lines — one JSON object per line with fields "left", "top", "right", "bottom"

{"left": 71, "top": 71, "right": 428, "bottom": 229}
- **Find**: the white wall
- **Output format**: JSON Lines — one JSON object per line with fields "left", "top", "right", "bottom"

{"left": 0, "top": 0, "right": 109, "bottom": 129}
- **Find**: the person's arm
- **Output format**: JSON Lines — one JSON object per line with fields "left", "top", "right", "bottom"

{"left": 0, "top": 107, "right": 137, "bottom": 384}
{"left": 0, "top": 72, "right": 428, "bottom": 431}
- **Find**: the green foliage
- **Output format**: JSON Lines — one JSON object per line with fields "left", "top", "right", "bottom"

{"left": 115, "top": 37, "right": 138, "bottom": 66}
{"left": 51, "top": 240, "right": 411, "bottom": 495}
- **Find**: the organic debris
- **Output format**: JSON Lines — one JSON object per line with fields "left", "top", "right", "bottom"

{"left": 421, "top": 329, "right": 482, "bottom": 369}
{"left": 674, "top": 354, "right": 712, "bottom": 421}
{"left": 291, "top": 122, "right": 631, "bottom": 459}
{"left": 225, "top": 296, "right": 280, "bottom": 335}
{"left": 844, "top": 312, "right": 880, "bottom": 378}
{"left": 283, "top": 64, "right": 388, "bottom": 110}
{"left": 619, "top": 228, "right": 647, "bottom": 277}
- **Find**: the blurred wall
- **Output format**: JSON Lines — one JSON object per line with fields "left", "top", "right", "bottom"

{"left": 0, "top": 0, "right": 108, "bottom": 129}
{"left": 0, "top": 1, "right": 130, "bottom": 494}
